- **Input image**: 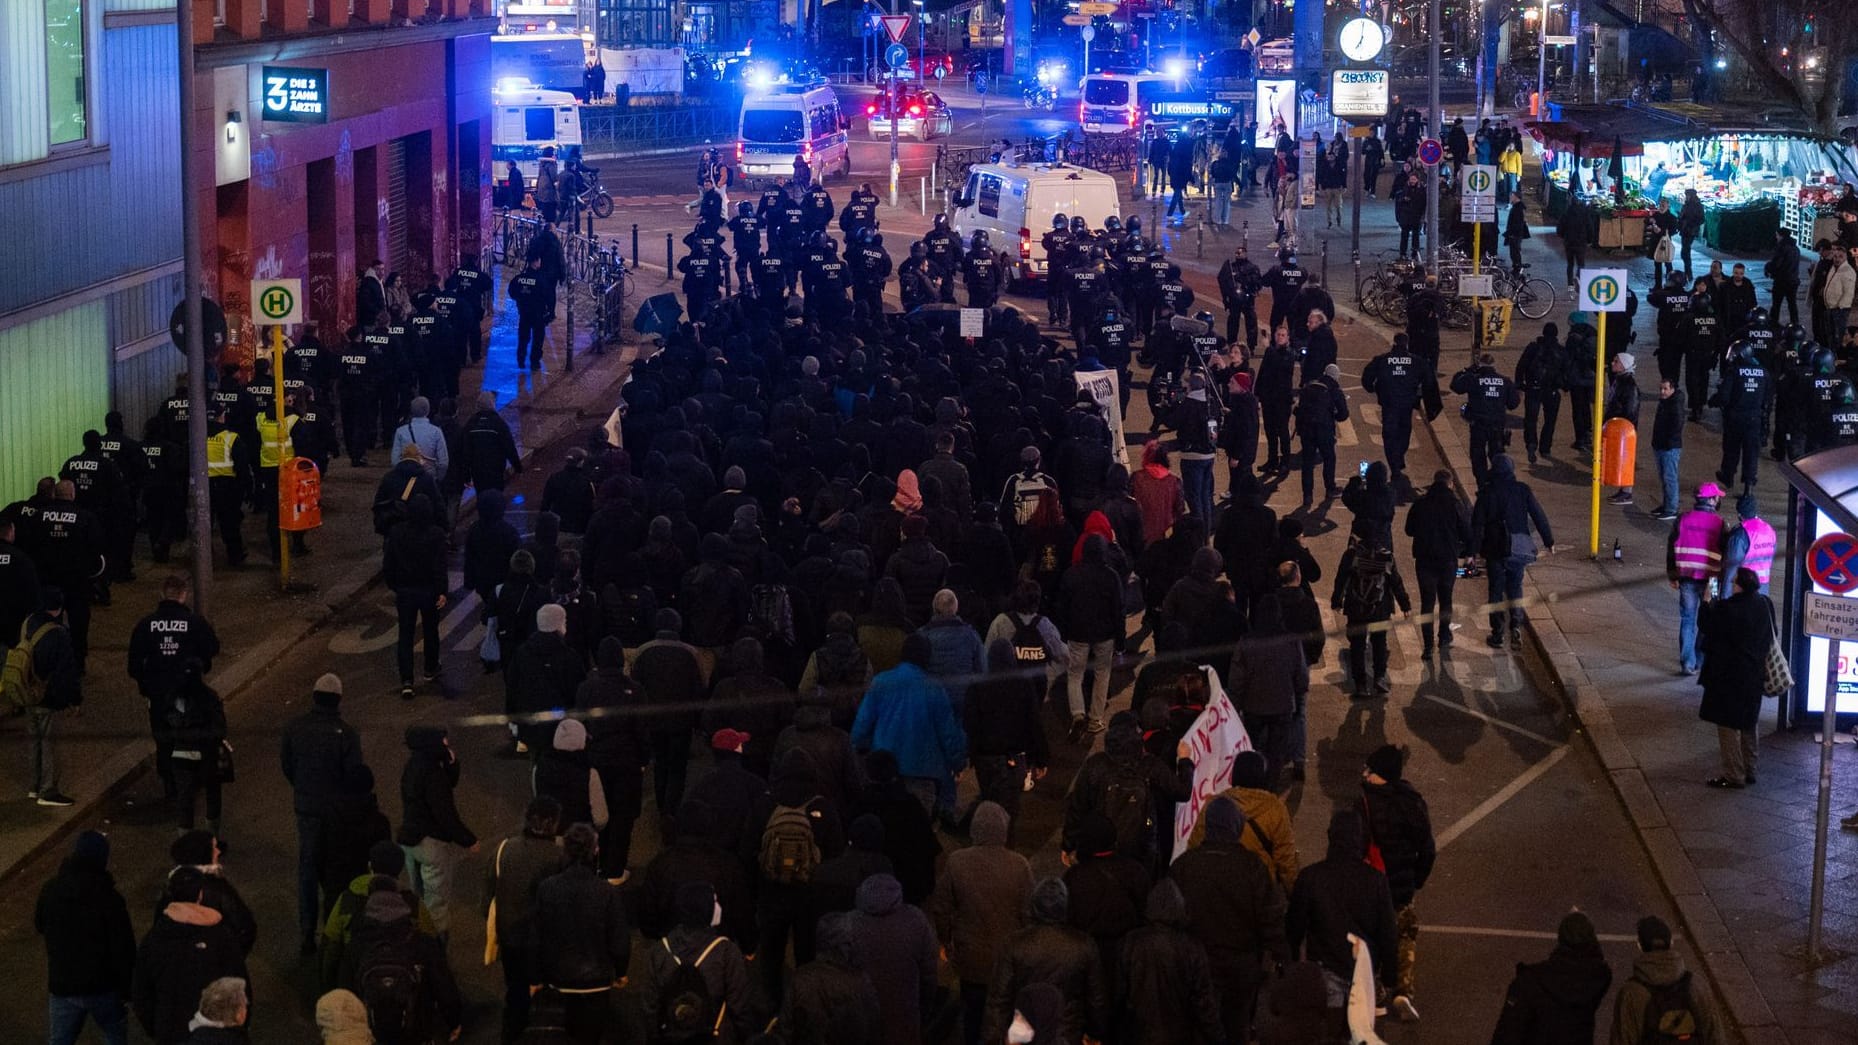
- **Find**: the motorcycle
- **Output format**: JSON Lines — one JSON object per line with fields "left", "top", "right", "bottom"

{"left": 1022, "top": 81, "right": 1058, "bottom": 111}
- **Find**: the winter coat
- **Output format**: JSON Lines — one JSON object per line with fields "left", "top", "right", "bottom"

{"left": 575, "top": 639, "right": 650, "bottom": 816}
{"left": 482, "top": 830, "right": 563, "bottom": 947}
{"left": 929, "top": 802, "right": 1033, "bottom": 983}
{"left": 319, "top": 873, "right": 437, "bottom": 988}
{"left": 132, "top": 903, "right": 249, "bottom": 1045}
{"left": 463, "top": 491, "right": 522, "bottom": 594}
{"left": 1286, "top": 826, "right": 1398, "bottom": 986}
{"left": 1187, "top": 785, "right": 1300, "bottom": 888}
{"left": 280, "top": 703, "right": 365, "bottom": 817}
{"left": 1331, "top": 545, "right": 1412, "bottom": 623}
{"left": 780, "top": 914, "right": 882, "bottom": 1045}
{"left": 845, "top": 875, "right": 940, "bottom": 1045}
{"left": 507, "top": 630, "right": 587, "bottom": 731}
{"left": 1131, "top": 464, "right": 1187, "bottom": 547}
{"left": 1471, "top": 456, "right": 1555, "bottom": 553}
{"left": 679, "top": 558, "right": 751, "bottom": 647}
{"left": 1360, "top": 779, "right": 1437, "bottom": 906}
{"left": 773, "top": 705, "right": 863, "bottom": 816}
{"left": 1490, "top": 942, "right": 1613, "bottom": 1045}
{"left": 1698, "top": 589, "right": 1771, "bottom": 731}
{"left": 1608, "top": 948, "right": 1724, "bottom": 1045}
{"left": 397, "top": 725, "right": 475, "bottom": 848}
{"left": 637, "top": 926, "right": 758, "bottom": 1045}
{"left": 36, "top": 849, "right": 136, "bottom": 998}
{"left": 850, "top": 662, "right": 967, "bottom": 790}
{"left": 1058, "top": 543, "right": 1126, "bottom": 643}
{"left": 1227, "top": 631, "right": 1309, "bottom": 719}
{"left": 884, "top": 537, "right": 951, "bottom": 626}
{"left": 1114, "top": 882, "right": 1224, "bottom": 1045}
{"left": 1170, "top": 839, "right": 1288, "bottom": 980}
{"left": 155, "top": 866, "right": 257, "bottom": 957}
{"left": 985, "top": 915, "right": 1108, "bottom": 1044}
{"left": 633, "top": 833, "right": 755, "bottom": 944}
{"left": 916, "top": 616, "right": 984, "bottom": 713}
{"left": 1605, "top": 371, "right": 1643, "bottom": 428}
{"left": 530, "top": 864, "right": 630, "bottom": 990}
{"left": 1063, "top": 718, "right": 1193, "bottom": 860}
{"left": 1065, "top": 854, "right": 1151, "bottom": 983}
{"left": 1406, "top": 482, "right": 1473, "bottom": 569}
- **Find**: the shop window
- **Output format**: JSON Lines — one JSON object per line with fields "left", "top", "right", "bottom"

{"left": 0, "top": 0, "right": 91, "bottom": 166}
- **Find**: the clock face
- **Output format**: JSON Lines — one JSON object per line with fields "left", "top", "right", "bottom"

{"left": 1340, "top": 17, "right": 1384, "bottom": 62}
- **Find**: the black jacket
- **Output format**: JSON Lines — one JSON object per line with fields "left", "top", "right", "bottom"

{"left": 530, "top": 864, "right": 631, "bottom": 990}
{"left": 1114, "top": 883, "right": 1224, "bottom": 1045}
{"left": 279, "top": 703, "right": 365, "bottom": 816}
{"left": 127, "top": 600, "right": 221, "bottom": 700}
{"left": 1360, "top": 780, "right": 1436, "bottom": 905}
{"left": 781, "top": 948, "right": 882, "bottom": 1045}
{"left": 1405, "top": 483, "right": 1473, "bottom": 569}
{"left": 21, "top": 610, "right": 81, "bottom": 710}
{"left": 1652, "top": 389, "right": 1686, "bottom": 452}
{"left": 1170, "top": 840, "right": 1287, "bottom": 972}
{"left": 1489, "top": 942, "right": 1614, "bottom": 1045}
{"left": 1063, "top": 719, "right": 1192, "bottom": 860}
{"left": 1058, "top": 555, "right": 1125, "bottom": 644}
{"left": 985, "top": 921, "right": 1108, "bottom": 1044}
{"left": 36, "top": 851, "right": 136, "bottom": 997}
{"left": 1286, "top": 839, "right": 1398, "bottom": 987}
{"left": 463, "top": 407, "right": 523, "bottom": 489}
{"left": 132, "top": 904, "right": 249, "bottom": 1045}
{"left": 383, "top": 515, "right": 448, "bottom": 594}
{"left": 1471, "top": 458, "right": 1555, "bottom": 553}
{"left": 507, "top": 631, "right": 588, "bottom": 724}
{"left": 397, "top": 725, "right": 475, "bottom": 848}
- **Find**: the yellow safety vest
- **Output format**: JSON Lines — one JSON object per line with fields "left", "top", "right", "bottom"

{"left": 256, "top": 415, "right": 297, "bottom": 469}
{"left": 206, "top": 431, "right": 237, "bottom": 477}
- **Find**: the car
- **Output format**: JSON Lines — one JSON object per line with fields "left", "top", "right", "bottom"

{"left": 950, "top": 161, "right": 1122, "bottom": 282}
{"left": 864, "top": 89, "right": 955, "bottom": 140}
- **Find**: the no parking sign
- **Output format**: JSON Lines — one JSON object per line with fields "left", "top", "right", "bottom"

{"left": 1809, "top": 532, "right": 1858, "bottom": 594}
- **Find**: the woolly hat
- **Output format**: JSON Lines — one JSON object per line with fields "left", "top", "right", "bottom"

{"left": 536, "top": 603, "right": 568, "bottom": 635}
{"left": 313, "top": 673, "right": 343, "bottom": 706}
{"left": 552, "top": 718, "right": 588, "bottom": 752}
{"left": 1203, "top": 795, "right": 1245, "bottom": 843}
{"left": 71, "top": 829, "right": 110, "bottom": 872}
{"left": 1558, "top": 910, "right": 1598, "bottom": 949}
{"left": 1366, "top": 743, "right": 1406, "bottom": 782}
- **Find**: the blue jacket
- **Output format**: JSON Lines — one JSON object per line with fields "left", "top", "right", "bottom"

{"left": 851, "top": 663, "right": 967, "bottom": 789}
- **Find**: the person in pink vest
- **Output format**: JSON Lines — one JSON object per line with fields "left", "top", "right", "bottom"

{"left": 1720, "top": 493, "right": 1776, "bottom": 595}
{"left": 1666, "top": 482, "right": 1726, "bottom": 674}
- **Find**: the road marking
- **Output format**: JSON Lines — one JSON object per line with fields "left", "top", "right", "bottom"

{"left": 1417, "top": 691, "right": 1563, "bottom": 748}
{"left": 1434, "top": 744, "right": 1570, "bottom": 850}
{"left": 1424, "top": 923, "right": 1640, "bottom": 944}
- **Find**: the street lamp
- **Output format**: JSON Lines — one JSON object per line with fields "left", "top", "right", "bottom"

{"left": 1536, "top": 0, "right": 1549, "bottom": 113}
{"left": 913, "top": 0, "right": 924, "bottom": 86}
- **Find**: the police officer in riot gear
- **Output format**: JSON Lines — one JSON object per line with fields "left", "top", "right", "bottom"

{"left": 1683, "top": 279, "right": 1721, "bottom": 419}
{"left": 508, "top": 256, "right": 552, "bottom": 372}
{"left": 1451, "top": 353, "right": 1521, "bottom": 485}
{"left": 729, "top": 201, "right": 764, "bottom": 288}
{"left": 1264, "top": 247, "right": 1308, "bottom": 337}
{"left": 899, "top": 241, "right": 935, "bottom": 312}
{"left": 753, "top": 246, "right": 789, "bottom": 316}
{"left": 128, "top": 574, "right": 220, "bottom": 803}
{"left": 677, "top": 237, "right": 724, "bottom": 320}
{"left": 337, "top": 327, "right": 381, "bottom": 466}
{"left": 1218, "top": 243, "right": 1263, "bottom": 348}
{"left": 851, "top": 226, "right": 891, "bottom": 316}
{"left": 445, "top": 261, "right": 489, "bottom": 365}
{"left": 139, "top": 417, "right": 187, "bottom": 564}
{"left": 801, "top": 180, "right": 834, "bottom": 233}
{"left": 1088, "top": 302, "right": 1133, "bottom": 412}
{"left": 1803, "top": 347, "right": 1854, "bottom": 453}
{"left": 1069, "top": 246, "right": 1106, "bottom": 347}
{"left": 924, "top": 213, "right": 963, "bottom": 302}
{"left": 1717, "top": 338, "right": 1773, "bottom": 491}
{"left": 1042, "top": 213, "right": 1074, "bottom": 327}
{"left": 964, "top": 230, "right": 1002, "bottom": 309}
{"left": 1827, "top": 385, "right": 1858, "bottom": 449}
{"left": 1363, "top": 333, "right": 1430, "bottom": 478}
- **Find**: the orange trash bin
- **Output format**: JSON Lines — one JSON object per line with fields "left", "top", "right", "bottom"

{"left": 281, "top": 457, "right": 322, "bottom": 531}
{"left": 1602, "top": 419, "right": 1636, "bottom": 487}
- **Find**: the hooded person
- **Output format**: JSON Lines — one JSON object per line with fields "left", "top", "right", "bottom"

{"left": 1285, "top": 810, "right": 1399, "bottom": 1007}
{"left": 931, "top": 799, "right": 1035, "bottom": 1045}
{"left": 984, "top": 877, "right": 1108, "bottom": 1045}
{"left": 133, "top": 869, "right": 250, "bottom": 1045}
{"left": 1490, "top": 910, "right": 1614, "bottom": 1045}
{"left": 1608, "top": 916, "right": 1724, "bottom": 1045}
{"left": 506, "top": 602, "right": 587, "bottom": 755}
{"left": 844, "top": 872, "right": 942, "bottom": 1045}
{"left": 37, "top": 830, "right": 137, "bottom": 1041}
{"left": 1129, "top": 440, "right": 1187, "bottom": 546}
{"left": 773, "top": 687, "right": 863, "bottom": 822}
{"left": 779, "top": 911, "right": 883, "bottom": 1045}
{"left": 314, "top": 989, "right": 373, "bottom": 1045}
{"left": 811, "top": 812, "right": 895, "bottom": 916}
{"left": 742, "top": 748, "right": 846, "bottom": 998}
{"left": 1169, "top": 795, "right": 1286, "bottom": 1045}
{"left": 319, "top": 837, "right": 438, "bottom": 989}
{"left": 395, "top": 724, "right": 476, "bottom": 939}
{"left": 637, "top": 881, "right": 758, "bottom": 1044}
{"left": 342, "top": 889, "right": 463, "bottom": 1042}
{"left": 159, "top": 831, "right": 258, "bottom": 957}
{"left": 1113, "top": 879, "right": 1223, "bottom": 1045}
{"left": 1062, "top": 711, "right": 1192, "bottom": 868}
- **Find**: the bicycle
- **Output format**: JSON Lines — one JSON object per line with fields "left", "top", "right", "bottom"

{"left": 574, "top": 164, "right": 615, "bottom": 220}
{"left": 1494, "top": 264, "right": 1556, "bottom": 319}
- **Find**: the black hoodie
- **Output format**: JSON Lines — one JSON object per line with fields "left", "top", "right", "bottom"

{"left": 1490, "top": 941, "right": 1614, "bottom": 1045}
{"left": 1285, "top": 813, "right": 1398, "bottom": 986}
{"left": 1114, "top": 881, "right": 1223, "bottom": 1045}
{"left": 36, "top": 848, "right": 136, "bottom": 997}
{"left": 397, "top": 725, "right": 475, "bottom": 848}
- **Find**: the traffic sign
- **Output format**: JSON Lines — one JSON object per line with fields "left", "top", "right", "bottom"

{"left": 1460, "top": 163, "right": 1498, "bottom": 221}
{"left": 251, "top": 279, "right": 302, "bottom": 325}
{"left": 169, "top": 297, "right": 229, "bottom": 358}
{"left": 1809, "top": 532, "right": 1858, "bottom": 594}
{"left": 1804, "top": 591, "right": 1858, "bottom": 639}
{"left": 1417, "top": 138, "right": 1443, "bottom": 166}
{"left": 885, "top": 43, "right": 910, "bottom": 70}
{"left": 1577, "top": 268, "right": 1629, "bottom": 313}
{"left": 1062, "top": 13, "right": 1090, "bottom": 25}
{"left": 1080, "top": 24, "right": 1095, "bottom": 42}
{"left": 1544, "top": 34, "right": 1576, "bottom": 45}
{"left": 879, "top": 13, "right": 911, "bottom": 43}
{"left": 1078, "top": 1, "right": 1117, "bottom": 13}
{"left": 973, "top": 70, "right": 989, "bottom": 94}
{"left": 1246, "top": 27, "right": 1262, "bottom": 46}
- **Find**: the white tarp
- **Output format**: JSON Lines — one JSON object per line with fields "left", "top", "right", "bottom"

{"left": 1168, "top": 666, "right": 1253, "bottom": 861}
{"left": 1073, "top": 367, "right": 1128, "bottom": 469}
{"left": 599, "top": 46, "right": 686, "bottom": 96}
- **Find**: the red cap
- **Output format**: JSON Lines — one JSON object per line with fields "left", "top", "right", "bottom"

{"left": 710, "top": 728, "right": 752, "bottom": 753}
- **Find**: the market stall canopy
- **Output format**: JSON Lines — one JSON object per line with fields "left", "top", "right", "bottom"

{"left": 1781, "top": 447, "right": 1858, "bottom": 540}
{"left": 1525, "top": 106, "right": 1693, "bottom": 155}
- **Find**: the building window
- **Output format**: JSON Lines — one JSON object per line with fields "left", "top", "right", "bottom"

{"left": 1, "top": 0, "right": 90, "bottom": 165}
{"left": 596, "top": 0, "right": 672, "bottom": 48}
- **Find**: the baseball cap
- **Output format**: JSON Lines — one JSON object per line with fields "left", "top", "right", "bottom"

{"left": 710, "top": 728, "right": 751, "bottom": 753}
{"left": 1697, "top": 482, "right": 1725, "bottom": 499}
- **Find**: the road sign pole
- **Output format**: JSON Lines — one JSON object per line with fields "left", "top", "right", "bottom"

{"left": 1471, "top": 222, "right": 1482, "bottom": 360}
{"left": 1810, "top": 637, "right": 1838, "bottom": 962}
{"left": 177, "top": 0, "right": 213, "bottom": 616}
{"left": 272, "top": 323, "right": 290, "bottom": 591}
{"left": 1591, "top": 310, "right": 1605, "bottom": 558}
{"left": 1425, "top": 0, "right": 1440, "bottom": 272}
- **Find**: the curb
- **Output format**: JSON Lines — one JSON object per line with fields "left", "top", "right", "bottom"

{"left": 0, "top": 341, "right": 636, "bottom": 888}
{"left": 1414, "top": 382, "right": 1782, "bottom": 1043}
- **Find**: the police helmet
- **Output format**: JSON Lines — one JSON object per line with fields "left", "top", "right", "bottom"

{"left": 1746, "top": 307, "right": 1767, "bottom": 326}
{"left": 1071, "top": 216, "right": 1088, "bottom": 233}
{"left": 971, "top": 230, "right": 990, "bottom": 250}
{"left": 1813, "top": 346, "right": 1836, "bottom": 373}
{"left": 1127, "top": 216, "right": 1143, "bottom": 235}
{"left": 909, "top": 240, "right": 926, "bottom": 255}
{"left": 1090, "top": 244, "right": 1109, "bottom": 261}
{"left": 738, "top": 201, "right": 754, "bottom": 215}
{"left": 1194, "top": 310, "right": 1216, "bottom": 325}
{"left": 1104, "top": 216, "right": 1123, "bottom": 234}
{"left": 1103, "top": 304, "right": 1120, "bottom": 321}
{"left": 1786, "top": 324, "right": 1807, "bottom": 344}
{"left": 1149, "top": 249, "right": 1166, "bottom": 263}
{"left": 933, "top": 212, "right": 950, "bottom": 228}
{"left": 1734, "top": 338, "right": 1758, "bottom": 361}
{"left": 1053, "top": 213, "right": 1069, "bottom": 230}
{"left": 1279, "top": 247, "right": 1297, "bottom": 264}
{"left": 1841, "top": 385, "right": 1858, "bottom": 406}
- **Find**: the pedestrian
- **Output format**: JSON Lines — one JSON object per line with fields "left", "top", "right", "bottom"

{"left": 318, "top": 839, "right": 434, "bottom": 991}
{"left": 1062, "top": 812, "right": 1152, "bottom": 990}
{"left": 15, "top": 587, "right": 80, "bottom": 808}
{"left": 37, "top": 830, "right": 136, "bottom": 1045}
{"left": 343, "top": 888, "right": 463, "bottom": 1042}
{"left": 465, "top": 490, "right": 522, "bottom": 670}
{"left": 161, "top": 831, "right": 258, "bottom": 956}
{"left": 1565, "top": 312, "right": 1600, "bottom": 453}
{"left": 1394, "top": 172, "right": 1426, "bottom": 257}
{"left": 133, "top": 869, "right": 249, "bottom": 1045}
{"left": 638, "top": 880, "right": 758, "bottom": 1045}
{"left": 1227, "top": 598, "right": 1309, "bottom": 785}
{"left": 388, "top": 396, "right": 450, "bottom": 486}
{"left": 1514, "top": 323, "right": 1566, "bottom": 464}
{"left": 575, "top": 636, "right": 651, "bottom": 879}
{"left": 1678, "top": 189, "right": 1705, "bottom": 276}
{"left": 1605, "top": 353, "right": 1643, "bottom": 504}
{"left": 1608, "top": 916, "right": 1724, "bottom": 1045}
{"left": 630, "top": 608, "right": 708, "bottom": 831}
{"left": 930, "top": 799, "right": 1033, "bottom": 1045}
{"left": 1404, "top": 470, "right": 1472, "bottom": 661}
{"left": 1112, "top": 878, "right": 1223, "bottom": 1045}
{"left": 371, "top": 442, "right": 442, "bottom": 540}
{"left": 1256, "top": 961, "right": 1328, "bottom": 1045}
{"left": 1170, "top": 796, "right": 1286, "bottom": 1044}
{"left": 1332, "top": 539, "right": 1411, "bottom": 698}
{"left": 128, "top": 573, "right": 221, "bottom": 806}
{"left": 507, "top": 603, "right": 587, "bottom": 756}
{"left": 1558, "top": 194, "right": 1592, "bottom": 291}
{"left": 1697, "top": 567, "right": 1773, "bottom": 790}
{"left": 1341, "top": 460, "right": 1397, "bottom": 548}
{"left": 529, "top": 824, "right": 630, "bottom": 1043}
{"left": 1295, "top": 363, "right": 1349, "bottom": 508}
{"left": 1362, "top": 333, "right": 1430, "bottom": 479}
{"left": 1188, "top": 751, "right": 1300, "bottom": 887}
{"left": 314, "top": 989, "right": 372, "bottom": 1045}
{"left": 852, "top": 632, "right": 967, "bottom": 820}
{"left": 1129, "top": 440, "right": 1187, "bottom": 547}
{"left": 1359, "top": 744, "right": 1436, "bottom": 1021}
{"left": 180, "top": 976, "right": 249, "bottom": 1045}
{"left": 1471, "top": 455, "right": 1555, "bottom": 651}
{"left": 1666, "top": 482, "right": 1725, "bottom": 674}
{"left": 464, "top": 391, "right": 524, "bottom": 493}
{"left": 1064, "top": 710, "right": 1192, "bottom": 870}
{"left": 1766, "top": 227, "right": 1802, "bottom": 326}
{"left": 780, "top": 911, "right": 882, "bottom": 1045}
{"left": 1489, "top": 910, "right": 1613, "bottom": 1045}
{"left": 1650, "top": 378, "right": 1687, "bottom": 521}
{"left": 985, "top": 877, "right": 1108, "bottom": 1045}
{"left": 1285, "top": 810, "right": 1398, "bottom": 1016}
{"left": 166, "top": 663, "right": 228, "bottom": 836}
{"left": 281, "top": 672, "right": 365, "bottom": 954}
{"left": 396, "top": 724, "right": 478, "bottom": 941}
{"left": 483, "top": 796, "right": 564, "bottom": 1042}
{"left": 383, "top": 493, "right": 448, "bottom": 700}
{"left": 744, "top": 748, "right": 845, "bottom": 999}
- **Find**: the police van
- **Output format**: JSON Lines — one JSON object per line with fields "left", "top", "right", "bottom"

{"left": 735, "top": 81, "right": 852, "bottom": 181}
{"left": 950, "top": 161, "right": 1122, "bottom": 282}
{"left": 1078, "top": 72, "right": 1175, "bottom": 134}
{"left": 492, "top": 82, "right": 583, "bottom": 181}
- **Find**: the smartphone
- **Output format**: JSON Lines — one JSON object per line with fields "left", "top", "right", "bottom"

{"left": 1358, "top": 460, "right": 1370, "bottom": 478}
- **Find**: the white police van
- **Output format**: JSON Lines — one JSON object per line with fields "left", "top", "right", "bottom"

{"left": 950, "top": 161, "right": 1122, "bottom": 282}
{"left": 735, "top": 81, "right": 852, "bottom": 181}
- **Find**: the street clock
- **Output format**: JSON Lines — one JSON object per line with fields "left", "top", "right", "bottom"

{"left": 1339, "top": 16, "right": 1384, "bottom": 63}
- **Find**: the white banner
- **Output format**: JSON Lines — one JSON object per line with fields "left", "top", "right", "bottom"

{"left": 1170, "top": 666, "right": 1253, "bottom": 860}
{"left": 1074, "top": 367, "right": 1129, "bottom": 468}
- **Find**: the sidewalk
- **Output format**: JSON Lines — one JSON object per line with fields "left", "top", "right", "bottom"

{"left": 1408, "top": 182, "right": 1858, "bottom": 1043}
{"left": 0, "top": 283, "right": 638, "bottom": 885}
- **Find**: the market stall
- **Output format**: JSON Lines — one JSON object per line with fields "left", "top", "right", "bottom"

{"left": 1527, "top": 118, "right": 1652, "bottom": 249}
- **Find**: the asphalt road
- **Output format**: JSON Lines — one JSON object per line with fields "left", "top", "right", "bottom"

{"left": 0, "top": 218, "right": 1690, "bottom": 1044}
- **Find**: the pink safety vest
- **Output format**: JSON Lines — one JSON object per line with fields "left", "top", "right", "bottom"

{"left": 1741, "top": 516, "right": 1776, "bottom": 585}
{"left": 1673, "top": 510, "right": 1725, "bottom": 580}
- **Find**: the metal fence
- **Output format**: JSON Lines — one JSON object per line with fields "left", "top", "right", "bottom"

{"left": 579, "top": 106, "right": 739, "bottom": 154}
{"left": 486, "top": 211, "right": 634, "bottom": 365}
{"left": 934, "top": 131, "right": 1141, "bottom": 194}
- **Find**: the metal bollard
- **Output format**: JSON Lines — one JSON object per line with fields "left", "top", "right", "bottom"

{"left": 565, "top": 281, "right": 576, "bottom": 374}
{"left": 1241, "top": 220, "right": 1248, "bottom": 254}
{"left": 665, "top": 233, "right": 673, "bottom": 280}
{"left": 631, "top": 224, "right": 639, "bottom": 270}
{"left": 1320, "top": 239, "right": 1328, "bottom": 285}
{"left": 1197, "top": 221, "right": 1204, "bottom": 258}
{"left": 920, "top": 177, "right": 927, "bottom": 215}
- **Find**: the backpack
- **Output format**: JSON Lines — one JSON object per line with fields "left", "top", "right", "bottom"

{"left": 1010, "top": 614, "right": 1050, "bottom": 666}
{"left": 1480, "top": 506, "right": 1513, "bottom": 563}
{"left": 1343, "top": 552, "right": 1392, "bottom": 619}
{"left": 1096, "top": 760, "right": 1155, "bottom": 857}
{"left": 1008, "top": 473, "right": 1047, "bottom": 526}
{"left": 655, "top": 936, "right": 728, "bottom": 1044}
{"left": 372, "top": 475, "right": 419, "bottom": 536}
{"left": 758, "top": 799, "right": 822, "bottom": 884}
{"left": 1640, "top": 971, "right": 1700, "bottom": 1044}
{"left": 749, "top": 584, "right": 796, "bottom": 645}
{"left": 355, "top": 934, "right": 426, "bottom": 1045}
{"left": 1, "top": 620, "right": 56, "bottom": 710}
